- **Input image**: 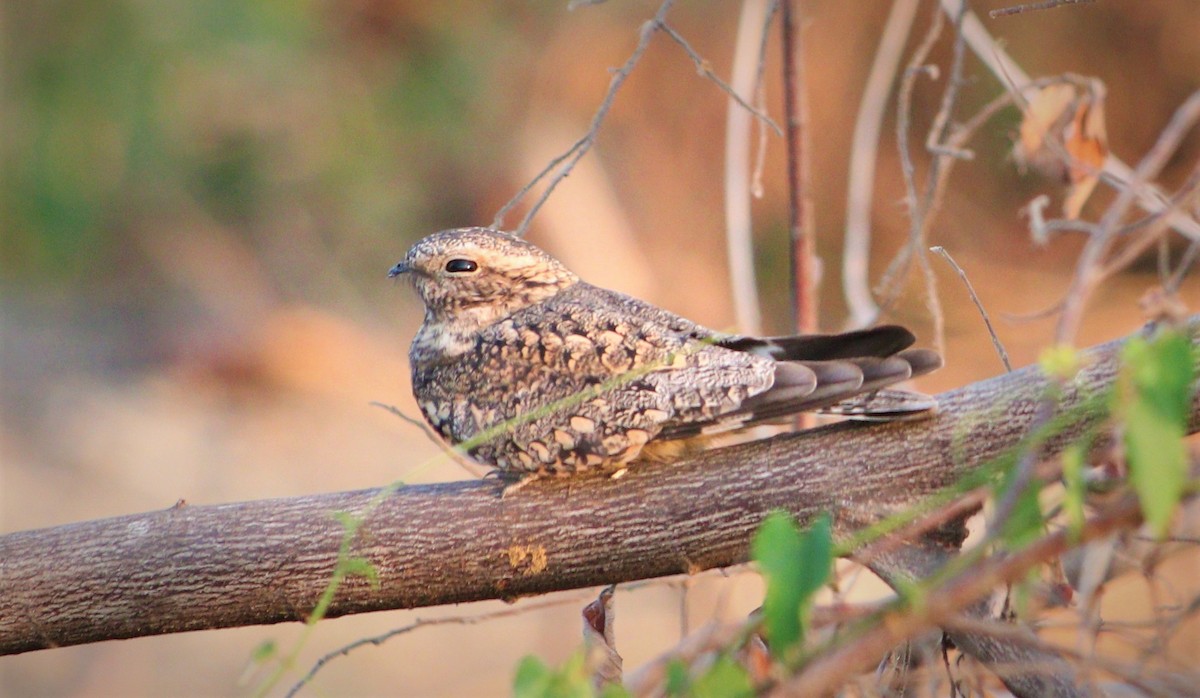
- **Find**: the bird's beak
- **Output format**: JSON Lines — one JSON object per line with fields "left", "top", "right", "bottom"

{"left": 388, "top": 260, "right": 410, "bottom": 278}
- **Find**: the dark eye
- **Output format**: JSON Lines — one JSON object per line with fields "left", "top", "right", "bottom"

{"left": 444, "top": 258, "right": 478, "bottom": 273}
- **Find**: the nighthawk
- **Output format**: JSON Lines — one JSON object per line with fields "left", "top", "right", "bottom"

{"left": 390, "top": 227, "right": 941, "bottom": 479}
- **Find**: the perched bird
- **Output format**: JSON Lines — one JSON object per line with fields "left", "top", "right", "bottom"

{"left": 390, "top": 227, "right": 941, "bottom": 480}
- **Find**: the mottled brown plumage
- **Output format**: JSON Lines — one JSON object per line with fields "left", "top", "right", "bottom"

{"left": 390, "top": 227, "right": 941, "bottom": 478}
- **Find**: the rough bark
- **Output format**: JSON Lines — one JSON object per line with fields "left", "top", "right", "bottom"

{"left": 0, "top": 323, "right": 1195, "bottom": 688}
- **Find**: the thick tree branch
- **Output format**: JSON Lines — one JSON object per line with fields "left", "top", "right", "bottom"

{"left": 2, "top": 321, "right": 1198, "bottom": 658}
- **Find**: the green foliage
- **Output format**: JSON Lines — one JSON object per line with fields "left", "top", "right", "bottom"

{"left": 328, "top": 511, "right": 379, "bottom": 587}
{"left": 1039, "top": 344, "right": 1082, "bottom": 382}
{"left": 664, "top": 660, "right": 691, "bottom": 696}
{"left": 599, "top": 683, "right": 632, "bottom": 698}
{"left": 690, "top": 655, "right": 755, "bottom": 698}
{"left": 1061, "top": 442, "right": 1087, "bottom": 540}
{"left": 1118, "top": 330, "right": 1194, "bottom": 538}
{"left": 331, "top": 510, "right": 363, "bottom": 530}
{"left": 657, "top": 655, "right": 753, "bottom": 698}
{"left": 340, "top": 556, "right": 380, "bottom": 589}
{"left": 995, "top": 460, "right": 1044, "bottom": 547}
{"left": 751, "top": 511, "right": 833, "bottom": 662}
{"left": 512, "top": 653, "right": 593, "bottom": 698}
{"left": 509, "top": 648, "right": 754, "bottom": 698}
{"left": 250, "top": 639, "right": 277, "bottom": 663}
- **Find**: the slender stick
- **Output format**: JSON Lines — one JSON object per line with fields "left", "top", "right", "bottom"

{"left": 931, "top": 246, "right": 1012, "bottom": 372}
{"left": 723, "top": 0, "right": 774, "bottom": 336}
{"left": 842, "top": 0, "right": 921, "bottom": 329}
{"left": 781, "top": 0, "right": 817, "bottom": 335}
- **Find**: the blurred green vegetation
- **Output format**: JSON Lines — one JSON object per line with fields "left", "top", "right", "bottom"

{"left": 1, "top": 1, "right": 536, "bottom": 292}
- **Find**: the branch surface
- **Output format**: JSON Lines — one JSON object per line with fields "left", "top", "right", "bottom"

{"left": 2, "top": 322, "right": 1197, "bottom": 656}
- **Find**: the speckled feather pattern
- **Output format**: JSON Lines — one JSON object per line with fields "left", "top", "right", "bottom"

{"left": 392, "top": 227, "right": 940, "bottom": 477}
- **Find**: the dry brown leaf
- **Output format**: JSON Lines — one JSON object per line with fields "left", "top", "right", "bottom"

{"left": 1017, "top": 83, "right": 1077, "bottom": 165}
{"left": 1062, "top": 87, "right": 1109, "bottom": 218}
{"left": 583, "top": 585, "right": 623, "bottom": 689}
{"left": 738, "top": 633, "right": 773, "bottom": 684}
{"left": 1139, "top": 286, "right": 1189, "bottom": 325}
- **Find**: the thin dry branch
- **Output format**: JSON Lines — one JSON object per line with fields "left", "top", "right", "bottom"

{"left": 287, "top": 594, "right": 589, "bottom": 697}
{"left": 842, "top": 0, "right": 921, "bottom": 329}
{"left": 874, "top": 4, "right": 945, "bottom": 317}
{"left": 724, "top": 0, "right": 776, "bottom": 336}
{"left": 877, "top": 2, "right": 972, "bottom": 354}
{"left": 989, "top": 0, "right": 1096, "bottom": 19}
{"left": 780, "top": 0, "right": 817, "bottom": 336}
{"left": 931, "top": 246, "right": 1012, "bottom": 372}
{"left": 4, "top": 319, "right": 1200, "bottom": 661}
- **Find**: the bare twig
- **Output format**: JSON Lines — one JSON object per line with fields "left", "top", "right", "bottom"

{"left": 874, "top": 6, "right": 942, "bottom": 316}
{"left": 989, "top": 0, "right": 1096, "bottom": 19}
{"left": 369, "top": 401, "right": 485, "bottom": 478}
{"left": 781, "top": 0, "right": 817, "bottom": 335}
{"left": 750, "top": 2, "right": 777, "bottom": 199}
{"left": 724, "top": 0, "right": 775, "bottom": 335}
{"left": 851, "top": 489, "right": 989, "bottom": 570}
{"left": 659, "top": 22, "right": 782, "bottom": 137}
{"left": 931, "top": 246, "right": 1013, "bottom": 373}
{"left": 842, "top": 0, "right": 921, "bottom": 329}
{"left": 1097, "top": 165, "right": 1200, "bottom": 281}
{"left": 877, "top": 2, "right": 968, "bottom": 357}
{"left": 1166, "top": 236, "right": 1200, "bottom": 294}
{"left": 287, "top": 595, "right": 588, "bottom": 696}
{"left": 625, "top": 620, "right": 752, "bottom": 696}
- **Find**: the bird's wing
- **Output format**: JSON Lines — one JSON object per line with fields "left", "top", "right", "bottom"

{"left": 714, "top": 324, "right": 916, "bottom": 360}
{"left": 650, "top": 349, "right": 938, "bottom": 441}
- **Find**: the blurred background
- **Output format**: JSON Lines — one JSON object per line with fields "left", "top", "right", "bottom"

{"left": 3, "top": 1, "right": 1200, "bottom": 695}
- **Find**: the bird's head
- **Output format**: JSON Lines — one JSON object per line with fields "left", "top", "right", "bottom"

{"left": 390, "top": 227, "right": 579, "bottom": 326}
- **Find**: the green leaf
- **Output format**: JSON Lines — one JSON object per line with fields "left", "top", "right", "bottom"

{"left": 751, "top": 511, "right": 833, "bottom": 661}
{"left": 340, "top": 556, "right": 380, "bottom": 589}
{"left": 599, "top": 683, "right": 632, "bottom": 698}
{"left": 664, "top": 660, "right": 691, "bottom": 696}
{"left": 1061, "top": 443, "right": 1086, "bottom": 541}
{"left": 513, "top": 656, "right": 553, "bottom": 698}
{"left": 1009, "top": 569, "right": 1040, "bottom": 618}
{"left": 250, "top": 639, "right": 277, "bottom": 663}
{"left": 1120, "top": 331, "right": 1194, "bottom": 538}
{"left": 331, "top": 510, "right": 364, "bottom": 532}
{"left": 691, "top": 655, "right": 754, "bottom": 698}
{"left": 996, "top": 462, "right": 1043, "bottom": 547}
{"left": 1040, "top": 344, "right": 1081, "bottom": 381}
{"left": 512, "top": 652, "right": 593, "bottom": 698}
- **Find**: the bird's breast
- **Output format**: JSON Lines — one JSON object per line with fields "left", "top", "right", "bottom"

{"left": 410, "top": 320, "right": 478, "bottom": 364}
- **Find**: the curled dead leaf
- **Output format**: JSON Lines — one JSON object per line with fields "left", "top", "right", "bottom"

{"left": 583, "top": 585, "right": 623, "bottom": 689}
{"left": 1013, "top": 80, "right": 1109, "bottom": 219}
{"left": 1063, "top": 83, "right": 1109, "bottom": 218}
{"left": 1139, "top": 286, "right": 1189, "bottom": 325}
{"left": 1018, "top": 83, "right": 1076, "bottom": 163}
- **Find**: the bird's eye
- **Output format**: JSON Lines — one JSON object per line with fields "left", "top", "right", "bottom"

{"left": 444, "top": 258, "right": 479, "bottom": 274}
